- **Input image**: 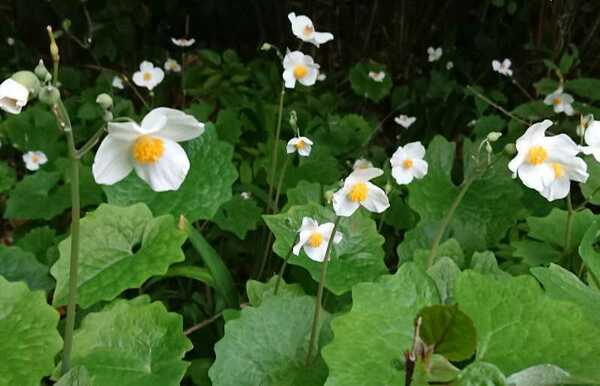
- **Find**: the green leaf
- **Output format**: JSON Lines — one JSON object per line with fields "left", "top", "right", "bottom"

{"left": 188, "top": 359, "right": 212, "bottom": 386}
{"left": 0, "top": 245, "right": 53, "bottom": 291}
{"left": 566, "top": 78, "right": 600, "bottom": 101}
{"left": 581, "top": 155, "right": 600, "bottom": 205}
{"left": 0, "top": 276, "right": 62, "bottom": 386}
{"left": 527, "top": 208, "right": 595, "bottom": 251}
{"left": 474, "top": 115, "right": 505, "bottom": 137}
{"left": 398, "top": 136, "right": 522, "bottom": 259}
{"left": 533, "top": 78, "right": 559, "bottom": 95}
{"left": 246, "top": 276, "right": 304, "bottom": 306}
{"left": 417, "top": 304, "right": 477, "bottom": 361}
{"left": 0, "top": 161, "right": 16, "bottom": 193}
{"left": 511, "top": 240, "right": 562, "bottom": 266}
{"left": 470, "top": 251, "right": 509, "bottom": 278}
{"left": 212, "top": 195, "right": 262, "bottom": 239}
{"left": 4, "top": 171, "right": 70, "bottom": 220}
{"left": 54, "top": 366, "right": 92, "bottom": 386}
{"left": 215, "top": 108, "right": 242, "bottom": 144}
{"left": 427, "top": 256, "right": 460, "bottom": 304}
{"left": 455, "top": 362, "right": 507, "bottom": 386}
{"left": 578, "top": 221, "right": 600, "bottom": 284}
{"left": 15, "top": 225, "right": 57, "bottom": 265}
{"left": 414, "top": 238, "right": 464, "bottom": 269}
{"left": 349, "top": 63, "right": 392, "bottom": 102}
{"left": 507, "top": 364, "right": 598, "bottom": 386}
{"left": 322, "top": 264, "right": 439, "bottom": 386}
{"left": 284, "top": 180, "right": 322, "bottom": 209}
{"left": 314, "top": 114, "right": 376, "bottom": 156}
{"left": 209, "top": 295, "right": 331, "bottom": 386}
{"left": 456, "top": 270, "right": 600, "bottom": 380}
{"left": 264, "top": 203, "right": 386, "bottom": 295}
{"left": 104, "top": 124, "right": 238, "bottom": 222}
{"left": 165, "top": 264, "right": 215, "bottom": 287}
{"left": 51, "top": 203, "right": 187, "bottom": 308}
{"left": 69, "top": 298, "right": 192, "bottom": 386}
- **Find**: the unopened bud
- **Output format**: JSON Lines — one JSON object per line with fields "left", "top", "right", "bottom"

{"left": 34, "top": 60, "right": 50, "bottom": 81}
{"left": 62, "top": 19, "right": 72, "bottom": 32}
{"left": 485, "top": 141, "right": 493, "bottom": 154}
{"left": 289, "top": 110, "right": 298, "bottom": 129}
{"left": 96, "top": 93, "right": 113, "bottom": 110}
{"left": 384, "top": 183, "right": 393, "bottom": 194}
{"left": 504, "top": 143, "right": 516, "bottom": 156}
{"left": 46, "top": 26, "right": 60, "bottom": 62}
{"left": 11, "top": 71, "right": 41, "bottom": 98}
{"left": 260, "top": 42, "right": 272, "bottom": 51}
{"left": 324, "top": 190, "right": 334, "bottom": 204}
{"left": 38, "top": 85, "right": 61, "bottom": 105}
{"left": 487, "top": 131, "right": 502, "bottom": 142}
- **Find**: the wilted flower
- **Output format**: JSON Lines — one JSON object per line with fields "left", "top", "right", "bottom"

{"left": 132, "top": 61, "right": 164, "bottom": 91}
{"left": 394, "top": 114, "right": 416, "bottom": 128}
{"left": 164, "top": 58, "right": 182, "bottom": 73}
{"left": 23, "top": 151, "right": 47, "bottom": 171}
{"left": 282, "top": 50, "right": 319, "bottom": 89}
{"left": 368, "top": 71, "right": 385, "bottom": 82}
{"left": 293, "top": 217, "right": 342, "bottom": 262}
{"left": 333, "top": 167, "right": 390, "bottom": 217}
{"left": 286, "top": 136, "right": 313, "bottom": 157}
{"left": 288, "top": 12, "right": 334, "bottom": 47}
{"left": 427, "top": 47, "right": 442, "bottom": 62}
{"left": 171, "top": 37, "right": 195, "bottom": 47}
{"left": 353, "top": 158, "right": 373, "bottom": 170}
{"left": 508, "top": 119, "right": 587, "bottom": 201}
{"left": 0, "top": 78, "right": 29, "bottom": 114}
{"left": 92, "top": 107, "right": 204, "bottom": 192}
{"left": 390, "top": 142, "right": 429, "bottom": 185}
{"left": 544, "top": 87, "right": 574, "bottom": 116}
{"left": 581, "top": 118, "right": 600, "bottom": 162}
{"left": 492, "top": 58, "right": 513, "bottom": 77}
{"left": 112, "top": 76, "right": 124, "bottom": 89}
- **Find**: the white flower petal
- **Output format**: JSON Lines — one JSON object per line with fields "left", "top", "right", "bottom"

{"left": 283, "top": 69, "right": 296, "bottom": 89}
{"left": 140, "top": 61, "right": 154, "bottom": 71}
{"left": 149, "top": 108, "right": 204, "bottom": 141}
{"left": 349, "top": 167, "right": 383, "bottom": 182}
{"left": 133, "top": 138, "right": 190, "bottom": 192}
{"left": 107, "top": 121, "right": 144, "bottom": 141}
{"left": 361, "top": 182, "right": 390, "bottom": 213}
{"left": 92, "top": 135, "right": 134, "bottom": 185}
{"left": 0, "top": 78, "right": 29, "bottom": 114}
{"left": 304, "top": 243, "right": 328, "bottom": 262}
{"left": 332, "top": 188, "right": 360, "bottom": 217}
{"left": 392, "top": 166, "right": 414, "bottom": 185}
{"left": 403, "top": 141, "right": 426, "bottom": 159}
{"left": 312, "top": 32, "right": 334, "bottom": 45}
{"left": 541, "top": 176, "right": 570, "bottom": 201}
{"left": 584, "top": 121, "right": 600, "bottom": 147}
{"left": 412, "top": 159, "right": 429, "bottom": 179}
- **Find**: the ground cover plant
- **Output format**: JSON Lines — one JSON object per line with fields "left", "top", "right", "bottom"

{"left": 2, "top": 0, "right": 600, "bottom": 385}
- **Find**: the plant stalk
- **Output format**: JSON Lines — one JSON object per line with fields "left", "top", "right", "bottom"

{"left": 266, "top": 86, "right": 286, "bottom": 213}
{"left": 272, "top": 155, "right": 291, "bottom": 212}
{"left": 564, "top": 192, "right": 574, "bottom": 255}
{"left": 274, "top": 235, "right": 299, "bottom": 295}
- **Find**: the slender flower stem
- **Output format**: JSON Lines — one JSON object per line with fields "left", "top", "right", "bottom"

{"left": 77, "top": 126, "right": 105, "bottom": 158}
{"left": 576, "top": 185, "right": 600, "bottom": 211}
{"left": 564, "top": 192, "right": 574, "bottom": 255}
{"left": 305, "top": 217, "right": 341, "bottom": 366}
{"left": 266, "top": 86, "right": 286, "bottom": 213}
{"left": 274, "top": 235, "right": 299, "bottom": 296}
{"left": 466, "top": 85, "right": 530, "bottom": 126}
{"left": 272, "top": 156, "right": 291, "bottom": 212}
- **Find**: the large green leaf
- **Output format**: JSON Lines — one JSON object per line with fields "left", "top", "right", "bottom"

{"left": 578, "top": 221, "right": 600, "bottom": 284}
{"left": 527, "top": 208, "right": 595, "bottom": 251}
{"left": 0, "top": 245, "right": 53, "bottom": 292}
{"left": 398, "top": 136, "right": 522, "bottom": 260}
{"left": 209, "top": 295, "right": 331, "bottom": 386}
{"left": 54, "top": 367, "right": 91, "bottom": 386}
{"left": 456, "top": 270, "right": 600, "bottom": 380}
{"left": 264, "top": 203, "right": 386, "bottom": 295}
{"left": 0, "top": 160, "right": 16, "bottom": 193}
{"left": 246, "top": 276, "right": 304, "bottom": 307}
{"left": 455, "top": 362, "right": 507, "bottom": 386}
{"left": 0, "top": 276, "right": 62, "bottom": 386}
{"left": 566, "top": 78, "right": 600, "bottom": 101}
{"left": 212, "top": 195, "right": 262, "bottom": 239}
{"left": 68, "top": 298, "right": 192, "bottom": 386}
{"left": 322, "top": 264, "right": 439, "bottom": 386}
{"left": 51, "top": 203, "right": 186, "bottom": 308}
{"left": 580, "top": 155, "right": 600, "bottom": 205}
{"left": 104, "top": 124, "right": 238, "bottom": 222}
{"left": 349, "top": 63, "right": 392, "bottom": 102}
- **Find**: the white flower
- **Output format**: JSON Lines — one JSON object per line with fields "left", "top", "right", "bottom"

{"left": 112, "top": 76, "right": 124, "bottom": 89}
{"left": 581, "top": 118, "right": 600, "bottom": 162}
{"left": 394, "top": 114, "right": 416, "bottom": 128}
{"left": 353, "top": 158, "right": 373, "bottom": 170}
{"left": 0, "top": 78, "right": 29, "bottom": 114}
{"left": 132, "top": 61, "right": 164, "bottom": 91}
{"left": 288, "top": 12, "right": 334, "bottom": 47}
{"left": 446, "top": 61, "right": 454, "bottom": 70}
{"left": 508, "top": 119, "right": 587, "bottom": 201}
{"left": 368, "top": 71, "right": 385, "bottom": 82}
{"left": 23, "top": 151, "right": 47, "bottom": 171}
{"left": 427, "top": 47, "right": 443, "bottom": 62}
{"left": 543, "top": 87, "right": 574, "bottom": 116}
{"left": 293, "top": 217, "right": 342, "bottom": 262}
{"left": 241, "top": 192, "right": 251, "bottom": 200}
{"left": 92, "top": 107, "right": 204, "bottom": 192}
{"left": 164, "top": 58, "right": 182, "bottom": 73}
{"left": 6, "top": 37, "right": 15, "bottom": 46}
{"left": 171, "top": 37, "right": 195, "bottom": 47}
{"left": 317, "top": 73, "right": 327, "bottom": 81}
{"left": 577, "top": 114, "right": 594, "bottom": 138}
{"left": 492, "top": 58, "right": 513, "bottom": 77}
{"left": 286, "top": 136, "right": 313, "bottom": 157}
{"left": 282, "top": 51, "right": 319, "bottom": 89}
{"left": 390, "top": 142, "right": 428, "bottom": 185}
{"left": 332, "top": 167, "right": 390, "bottom": 217}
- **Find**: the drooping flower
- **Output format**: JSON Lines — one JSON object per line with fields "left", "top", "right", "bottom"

{"left": 353, "top": 158, "right": 373, "bottom": 170}
{"left": 287, "top": 12, "right": 334, "bottom": 47}
{"left": 543, "top": 87, "right": 574, "bottom": 116}
{"left": 282, "top": 51, "right": 319, "bottom": 89}
{"left": 293, "top": 217, "right": 342, "bottom": 262}
{"left": 508, "top": 119, "right": 587, "bottom": 201}
{"left": 92, "top": 107, "right": 204, "bottom": 192}
{"left": 23, "top": 150, "right": 47, "bottom": 171}
{"left": 132, "top": 61, "right": 164, "bottom": 91}
{"left": 112, "top": 76, "right": 124, "bottom": 90}
{"left": 577, "top": 114, "right": 594, "bottom": 138}
{"left": 332, "top": 167, "right": 390, "bottom": 217}
{"left": 171, "top": 37, "right": 195, "bottom": 47}
{"left": 390, "top": 142, "right": 429, "bottom": 185}
{"left": 492, "top": 58, "right": 513, "bottom": 76}
{"left": 0, "top": 78, "right": 29, "bottom": 114}
{"left": 394, "top": 114, "right": 416, "bottom": 128}
{"left": 164, "top": 58, "right": 182, "bottom": 73}
{"left": 427, "top": 47, "right": 442, "bottom": 62}
{"left": 368, "top": 71, "right": 385, "bottom": 82}
{"left": 581, "top": 117, "right": 600, "bottom": 162}
{"left": 286, "top": 136, "right": 313, "bottom": 157}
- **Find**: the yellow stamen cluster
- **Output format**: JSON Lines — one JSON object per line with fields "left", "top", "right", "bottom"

{"left": 348, "top": 182, "right": 368, "bottom": 202}
{"left": 294, "top": 65, "right": 309, "bottom": 79}
{"left": 132, "top": 136, "right": 165, "bottom": 164}
{"left": 527, "top": 146, "right": 548, "bottom": 165}
{"left": 303, "top": 25, "right": 314, "bottom": 36}
{"left": 402, "top": 159, "right": 413, "bottom": 169}
{"left": 553, "top": 97, "right": 561, "bottom": 105}
{"left": 308, "top": 232, "right": 324, "bottom": 248}
{"left": 295, "top": 139, "right": 305, "bottom": 150}
{"left": 143, "top": 72, "right": 152, "bottom": 81}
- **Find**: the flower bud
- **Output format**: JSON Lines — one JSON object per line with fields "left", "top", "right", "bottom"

{"left": 62, "top": 19, "right": 72, "bottom": 32}
{"left": 324, "top": 190, "right": 334, "bottom": 204}
{"left": 485, "top": 141, "right": 493, "bottom": 154}
{"left": 11, "top": 71, "right": 41, "bottom": 98}
{"left": 34, "top": 60, "right": 50, "bottom": 81}
{"left": 289, "top": 110, "right": 298, "bottom": 129}
{"left": 38, "top": 85, "right": 61, "bottom": 105}
{"left": 260, "top": 42, "right": 272, "bottom": 51}
{"left": 96, "top": 93, "right": 113, "bottom": 110}
{"left": 103, "top": 111, "right": 113, "bottom": 122}
{"left": 504, "top": 143, "right": 516, "bottom": 156}
{"left": 384, "top": 183, "right": 393, "bottom": 194}
{"left": 487, "top": 131, "right": 502, "bottom": 142}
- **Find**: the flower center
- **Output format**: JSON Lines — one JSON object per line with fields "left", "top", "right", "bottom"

{"left": 402, "top": 159, "right": 413, "bottom": 169}
{"left": 303, "top": 25, "right": 314, "bottom": 37}
{"left": 527, "top": 146, "right": 548, "bottom": 165}
{"left": 553, "top": 97, "right": 561, "bottom": 105}
{"left": 132, "top": 136, "right": 165, "bottom": 164}
{"left": 308, "top": 232, "right": 324, "bottom": 248}
{"left": 294, "top": 65, "right": 309, "bottom": 79}
{"left": 295, "top": 139, "right": 305, "bottom": 149}
{"left": 347, "top": 182, "right": 368, "bottom": 202}
{"left": 31, "top": 155, "right": 39, "bottom": 163}
{"left": 143, "top": 72, "right": 152, "bottom": 81}
{"left": 552, "top": 162, "right": 564, "bottom": 178}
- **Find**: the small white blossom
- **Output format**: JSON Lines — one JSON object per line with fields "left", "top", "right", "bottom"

{"left": 164, "top": 58, "right": 182, "bottom": 73}
{"left": 427, "top": 47, "right": 442, "bottom": 62}
{"left": 286, "top": 136, "right": 313, "bottom": 157}
{"left": 282, "top": 51, "right": 319, "bottom": 89}
{"left": 353, "top": 159, "right": 373, "bottom": 170}
{"left": 390, "top": 142, "right": 429, "bottom": 185}
{"left": 112, "top": 76, "right": 124, "bottom": 89}
{"left": 23, "top": 151, "right": 47, "bottom": 171}
{"left": 132, "top": 61, "right": 164, "bottom": 91}
{"left": 241, "top": 192, "right": 251, "bottom": 200}
{"left": 492, "top": 58, "right": 513, "bottom": 77}
{"left": 6, "top": 37, "right": 15, "bottom": 46}
{"left": 368, "top": 71, "right": 385, "bottom": 82}
{"left": 581, "top": 118, "right": 600, "bottom": 163}
{"left": 293, "top": 217, "right": 342, "bottom": 262}
{"left": 0, "top": 78, "right": 29, "bottom": 114}
{"left": 171, "top": 37, "right": 195, "bottom": 47}
{"left": 288, "top": 12, "right": 334, "bottom": 47}
{"left": 446, "top": 61, "right": 454, "bottom": 70}
{"left": 317, "top": 73, "right": 326, "bottom": 81}
{"left": 543, "top": 87, "right": 575, "bottom": 116}
{"left": 333, "top": 167, "right": 390, "bottom": 217}
{"left": 394, "top": 114, "right": 416, "bottom": 129}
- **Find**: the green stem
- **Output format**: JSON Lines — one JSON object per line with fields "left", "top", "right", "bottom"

{"left": 272, "top": 156, "right": 291, "bottom": 212}
{"left": 77, "top": 126, "right": 105, "bottom": 158}
{"left": 274, "top": 235, "right": 299, "bottom": 296}
{"left": 305, "top": 217, "right": 340, "bottom": 366}
{"left": 266, "top": 86, "right": 286, "bottom": 214}
{"left": 427, "top": 175, "right": 477, "bottom": 268}
{"left": 564, "top": 192, "right": 574, "bottom": 255}
{"left": 576, "top": 185, "right": 600, "bottom": 211}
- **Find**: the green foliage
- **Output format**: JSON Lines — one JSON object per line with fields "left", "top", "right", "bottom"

{"left": 349, "top": 63, "right": 392, "bottom": 102}
{"left": 212, "top": 195, "right": 262, "bottom": 239}
{"left": 0, "top": 245, "right": 53, "bottom": 291}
